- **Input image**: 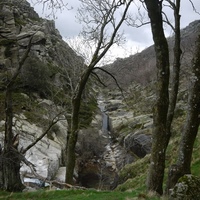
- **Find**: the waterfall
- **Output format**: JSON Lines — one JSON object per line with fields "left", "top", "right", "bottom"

{"left": 98, "top": 101, "right": 110, "bottom": 134}
{"left": 102, "top": 112, "right": 109, "bottom": 133}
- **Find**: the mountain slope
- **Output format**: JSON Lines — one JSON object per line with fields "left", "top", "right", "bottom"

{"left": 102, "top": 20, "right": 200, "bottom": 87}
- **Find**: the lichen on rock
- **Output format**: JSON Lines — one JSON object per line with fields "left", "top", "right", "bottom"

{"left": 169, "top": 174, "right": 200, "bottom": 200}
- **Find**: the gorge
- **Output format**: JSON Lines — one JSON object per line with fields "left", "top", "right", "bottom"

{"left": 0, "top": 0, "right": 200, "bottom": 196}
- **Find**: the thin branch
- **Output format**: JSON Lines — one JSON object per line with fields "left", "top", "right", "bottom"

{"left": 162, "top": 12, "right": 175, "bottom": 32}
{"left": 90, "top": 0, "right": 133, "bottom": 67}
{"left": 93, "top": 67, "right": 126, "bottom": 99}
{"left": 21, "top": 112, "right": 65, "bottom": 154}
{"left": 91, "top": 71, "right": 107, "bottom": 87}
{"left": 188, "top": 0, "right": 200, "bottom": 15}
{"left": 32, "top": 0, "right": 69, "bottom": 18}
{"left": 7, "top": 34, "right": 35, "bottom": 89}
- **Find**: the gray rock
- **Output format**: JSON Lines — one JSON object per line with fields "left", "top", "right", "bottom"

{"left": 124, "top": 131, "right": 152, "bottom": 158}
{"left": 170, "top": 174, "right": 200, "bottom": 200}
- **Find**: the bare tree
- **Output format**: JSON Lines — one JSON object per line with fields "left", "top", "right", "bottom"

{"left": 65, "top": 0, "right": 133, "bottom": 184}
{"left": 29, "top": 0, "right": 69, "bottom": 18}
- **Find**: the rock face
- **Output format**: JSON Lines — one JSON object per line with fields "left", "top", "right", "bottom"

{"left": 0, "top": 0, "right": 84, "bottom": 93}
{"left": 169, "top": 174, "right": 200, "bottom": 200}
{"left": 124, "top": 131, "right": 151, "bottom": 158}
{"left": 0, "top": 99, "right": 68, "bottom": 184}
{"left": 0, "top": 0, "right": 78, "bottom": 187}
{"left": 77, "top": 94, "right": 153, "bottom": 189}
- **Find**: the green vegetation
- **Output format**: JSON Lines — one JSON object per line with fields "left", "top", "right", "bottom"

{"left": 14, "top": 17, "right": 26, "bottom": 26}
{"left": 0, "top": 38, "right": 17, "bottom": 57}
{"left": 0, "top": 92, "right": 34, "bottom": 121}
{"left": 79, "top": 96, "right": 98, "bottom": 128}
{"left": 0, "top": 39, "right": 16, "bottom": 46}
{"left": 0, "top": 189, "right": 164, "bottom": 200}
{"left": 0, "top": 91, "right": 53, "bottom": 126}
{"left": 116, "top": 155, "right": 150, "bottom": 192}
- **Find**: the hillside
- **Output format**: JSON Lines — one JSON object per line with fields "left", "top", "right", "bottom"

{"left": 0, "top": 0, "right": 200, "bottom": 198}
{"left": 101, "top": 20, "right": 200, "bottom": 87}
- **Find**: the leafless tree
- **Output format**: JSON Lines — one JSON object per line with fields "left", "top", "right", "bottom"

{"left": 65, "top": 0, "right": 133, "bottom": 184}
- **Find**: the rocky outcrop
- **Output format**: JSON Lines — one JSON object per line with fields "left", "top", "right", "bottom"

{"left": 124, "top": 130, "right": 151, "bottom": 158}
{"left": 169, "top": 174, "right": 200, "bottom": 200}
{"left": 0, "top": 0, "right": 77, "bottom": 187}
{"left": 0, "top": 98, "right": 68, "bottom": 184}
{"left": 106, "top": 98, "right": 153, "bottom": 158}
{"left": 0, "top": 0, "right": 84, "bottom": 94}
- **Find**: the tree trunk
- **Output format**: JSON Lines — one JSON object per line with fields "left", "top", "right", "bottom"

{"left": 144, "top": 0, "right": 170, "bottom": 195}
{"left": 65, "top": 69, "right": 92, "bottom": 184}
{"left": 167, "top": 33, "right": 200, "bottom": 191}
{"left": 0, "top": 5, "right": 27, "bottom": 189}
{"left": 165, "top": 1, "right": 181, "bottom": 193}
{"left": 2, "top": 150, "right": 24, "bottom": 192}
{"left": 2, "top": 88, "right": 25, "bottom": 191}
{"left": 166, "top": 0, "right": 181, "bottom": 135}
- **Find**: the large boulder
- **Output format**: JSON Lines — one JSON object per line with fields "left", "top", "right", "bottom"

{"left": 124, "top": 130, "right": 152, "bottom": 158}
{"left": 169, "top": 174, "right": 200, "bottom": 200}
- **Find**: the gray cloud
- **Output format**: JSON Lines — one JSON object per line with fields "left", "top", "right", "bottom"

{"left": 28, "top": 0, "right": 200, "bottom": 57}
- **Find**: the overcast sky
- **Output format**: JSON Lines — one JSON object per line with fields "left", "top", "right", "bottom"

{"left": 27, "top": 0, "right": 200, "bottom": 60}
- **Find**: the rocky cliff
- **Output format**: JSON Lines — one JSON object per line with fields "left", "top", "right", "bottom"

{"left": 0, "top": 0, "right": 136, "bottom": 189}
{"left": 0, "top": 0, "right": 83, "bottom": 187}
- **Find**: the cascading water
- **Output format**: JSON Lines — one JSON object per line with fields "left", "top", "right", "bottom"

{"left": 98, "top": 98, "right": 110, "bottom": 135}
{"left": 102, "top": 112, "right": 109, "bottom": 133}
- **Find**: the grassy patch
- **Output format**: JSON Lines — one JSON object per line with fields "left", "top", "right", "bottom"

{"left": 0, "top": 189, "right": 142, "bottom": 200}
{"left": 0, "top": 189, "right": 168, "bottom": 200}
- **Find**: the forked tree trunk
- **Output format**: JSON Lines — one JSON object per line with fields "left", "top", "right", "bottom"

{"left": 144, "top": 0, "right": 170, "bottom": 195}
{"left": 166, "top": 33, "right": 200, "bottom": 191}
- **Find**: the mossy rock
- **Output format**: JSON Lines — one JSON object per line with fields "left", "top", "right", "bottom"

{"left": 169, "top": 174, "right": 200, "bottom": 200}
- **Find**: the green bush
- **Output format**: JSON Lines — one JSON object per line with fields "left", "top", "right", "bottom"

{"left": 20, "top": 57, "right": 51, "bottom": 96}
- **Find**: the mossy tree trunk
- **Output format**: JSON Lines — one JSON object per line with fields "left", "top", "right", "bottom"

{"left": 144, "top": 0, "right": 170, "bottom": 195}
{"left": 164, "top": 1, "right": 182, "bottom": 193}
{"left": 167, "top": 33, "right": 200, "bottom": 191}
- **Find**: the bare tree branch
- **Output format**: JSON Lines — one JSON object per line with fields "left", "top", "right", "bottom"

{"left": 91, "top": 71, "right": 107, "bottom": 87}
{"left": 188, "top": 0, "right": 200, "bottom": 15}
{"left": 21, "top": 112, "right": 65, "bottom": 154}
{"left": 93, "top": 67, "right": 126, "bottom": 99}
{"left": 7, "top": 34, "right": 35, "bottom": 89}
{"left": 30, "top": 0, "right": 70, "bottom": 18}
